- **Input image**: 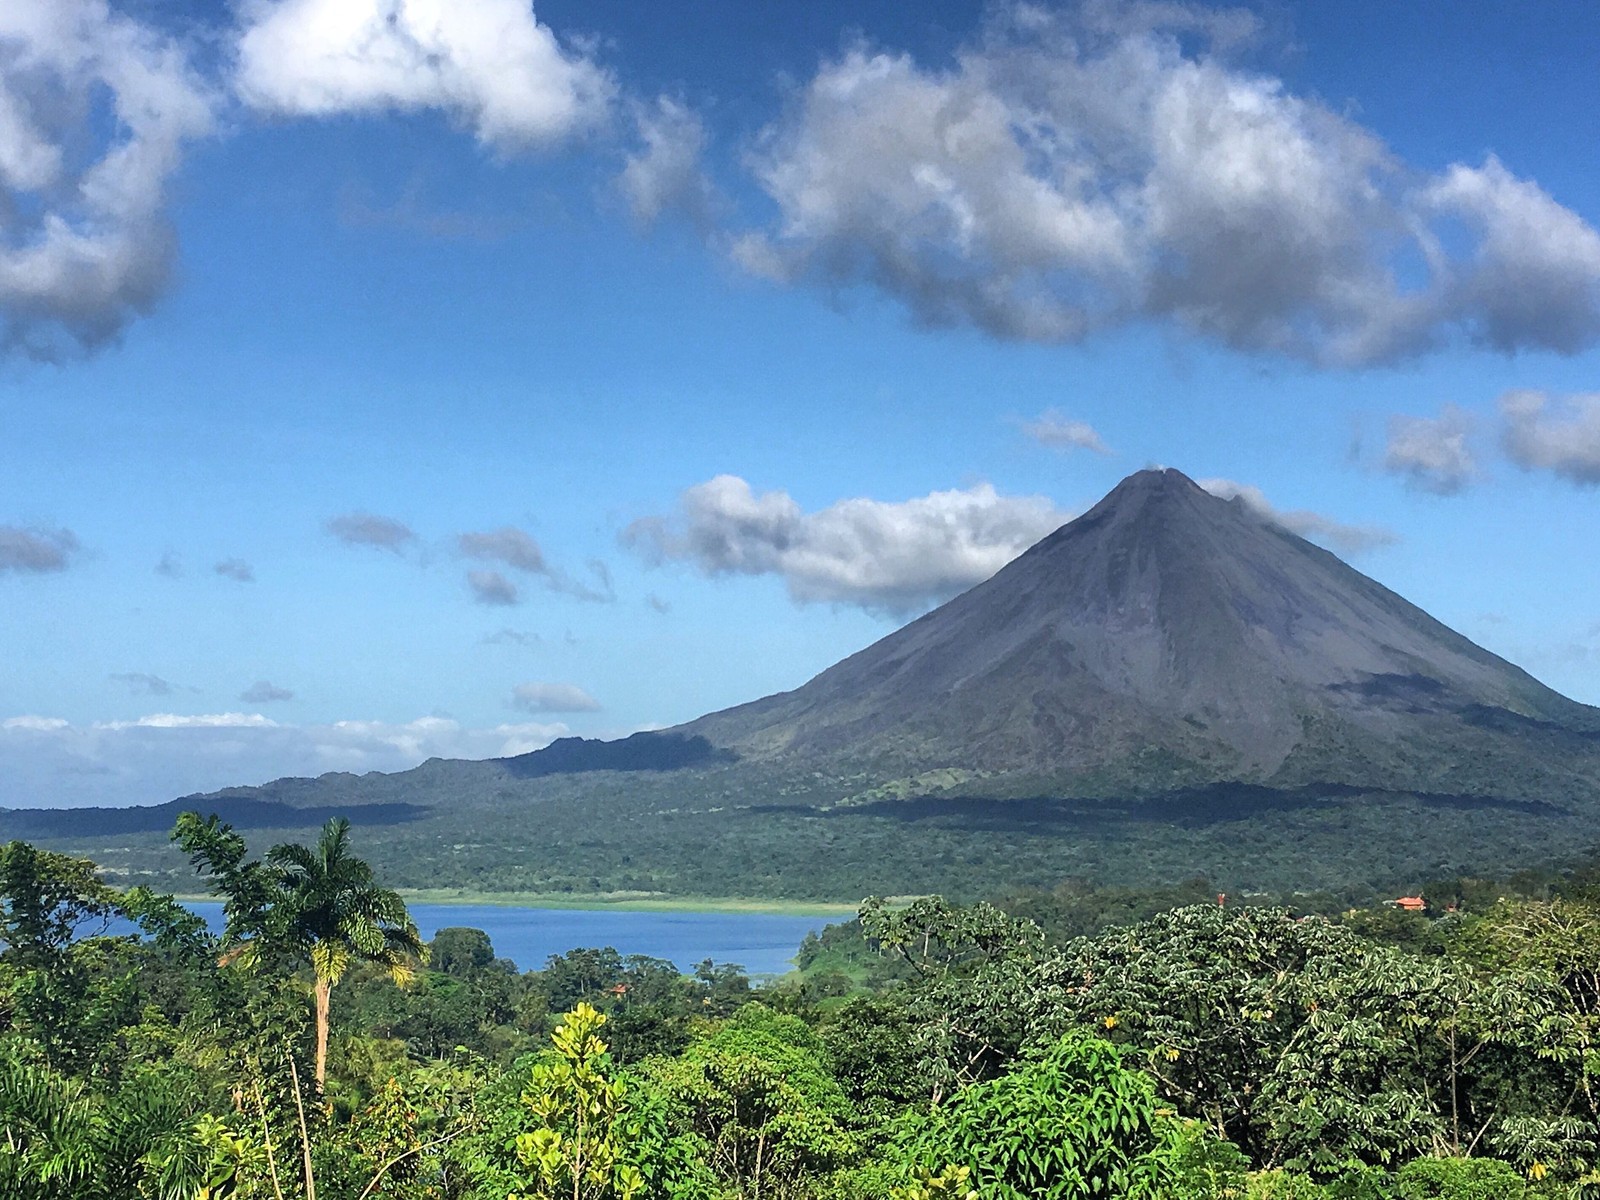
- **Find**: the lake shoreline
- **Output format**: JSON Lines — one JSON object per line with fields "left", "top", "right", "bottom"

{"left": 170, "top": 889, "right": 857, "bottom": 919}
{"left": 166, "top": 897, "right": 835, "bottom": 976}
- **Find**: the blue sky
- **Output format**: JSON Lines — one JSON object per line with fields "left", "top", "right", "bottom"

{"left": 3, "top": 0, "right": 1600, "bottom": 806}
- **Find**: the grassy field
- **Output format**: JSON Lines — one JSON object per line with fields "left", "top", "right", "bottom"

{"left": 379, "top": 888, "right": 857, "bottom": 917}
{"left": 169, "top": 887, "right": 857, "bottom": 916}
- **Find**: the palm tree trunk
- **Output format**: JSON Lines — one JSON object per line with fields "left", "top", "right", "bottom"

{"left": 314, "top": 975, "right": 332, "bottom": 1090}
{"left": 287, "top": 1054, "right": 317, "bottom": 1200}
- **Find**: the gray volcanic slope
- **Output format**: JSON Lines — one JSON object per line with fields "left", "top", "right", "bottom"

{"left": 12, "top": 466, "right": 1600, "bottom": 899}
{"left": 678, "top": 468, "right": 1600, "bottom": 797}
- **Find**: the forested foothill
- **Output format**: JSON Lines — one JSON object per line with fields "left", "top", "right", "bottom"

{"left": 8, "top": 815, "right": 1600, "bottom": 1198}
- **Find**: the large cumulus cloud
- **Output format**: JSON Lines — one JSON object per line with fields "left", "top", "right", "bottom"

{"left": 623, "top": 475, "right": 1070, "bottom": 615}
{"left": 233, "top": 0, "right": 614, "bottom": 151}
{"left": 0, "top": 0, "right": 609, "bottom": 356}
{"left": 731, "top": 8, "right": 1600, "bottom": 366}
{"left": 0, "top": 0, "right": 215, "bottom": 358}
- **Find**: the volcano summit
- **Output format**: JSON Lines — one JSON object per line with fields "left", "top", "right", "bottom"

{"left": 12, "top": 468, "right": 1600, "bottom": 898}
{"left": 675, "top": 467, "right": 1600, "bottom": 802}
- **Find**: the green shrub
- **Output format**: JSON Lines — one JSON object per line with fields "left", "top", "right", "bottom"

{"left": 1310, "top": 1158, "right": 1553, "bottom": 1200}
{"left": 893, "top": 1032, "right": 1234, "bottom": 1200}
{"left": 638, "top": 1003, "right": 858, "bottom": 1194}
{"left": 1248, "top": 1170, "right": 1329, "bottom": 1198}
{"left": 1393, "top": 1156, "right": 1538, "bottom": 1198}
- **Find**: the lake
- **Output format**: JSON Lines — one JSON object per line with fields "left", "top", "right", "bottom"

{"left": 180, "top": 902, "right": 832, "bottom": 977}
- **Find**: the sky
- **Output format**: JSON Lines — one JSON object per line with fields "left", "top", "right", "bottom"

{"left": 3, "top": 0, "right": 1600, "bottom": 807}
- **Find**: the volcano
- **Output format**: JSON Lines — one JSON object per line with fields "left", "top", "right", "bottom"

{"left": 13, "top": 467, "right": 1600, "bottom": 898}
{"left": 673, "top": 467, "right": 1600, "bottom": 800}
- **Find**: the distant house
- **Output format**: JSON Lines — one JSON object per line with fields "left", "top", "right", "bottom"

{"left": 1390, "top": 896, "right": 1427, "bottom": 912}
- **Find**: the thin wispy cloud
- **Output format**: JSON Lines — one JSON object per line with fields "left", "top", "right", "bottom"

{"left": 620, "top": 96, "right": 718, "bottom": 230}
{"left": 326, "top": 511, "right": 417, "bottom": 553}
{"left": 509, "top": 681, "right": 601, "bottom": 713}
{"left": 458, "top": 526, "right": 613, "bottom": 603}
{"left": 481, "top": 628, "right": 539, "bottom": 647}
{"left": 1199, "top": 479, "right": 1398, "bottom": 555}
{"left": 1020, "top": 411, "right": 1112, "bottom": 455}
{"left": 109, "top": 672, "right": 174, "bottom": 697}
{"left": 240, "top": 681, "right": 295, "bottom": 703}
{"left": 586, "top": 559, "right": 616, "bottom": 601}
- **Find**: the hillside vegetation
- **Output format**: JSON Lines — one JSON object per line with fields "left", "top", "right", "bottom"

{"left": 7, "top": 814, "right": 1600, "bottom": 1197}
{"left": 9, "top": 470, "right": 1600, "bottom": 904}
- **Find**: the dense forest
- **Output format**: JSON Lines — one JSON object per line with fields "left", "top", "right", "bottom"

{"left": 12, "top": 761, "right": 1595, "bottom": 907}
{"left": 6, "top": 814, "right": 1600, "bottom": 1198}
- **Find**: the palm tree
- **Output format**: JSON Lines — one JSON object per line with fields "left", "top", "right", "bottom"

{"left": 267, "top": 817, "right": 424, "bottom": 1089}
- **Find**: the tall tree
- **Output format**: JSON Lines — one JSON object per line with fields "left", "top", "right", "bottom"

{"left": 0, "top": 841, "right": 121, "bottom": 969}
{"left": 174, "top": 812, "right": 424, "bottom": 1090}
{"left": 267, "top": 817, "right": 424, "bottom": 1089}
{"left": 0, "top": 842, "right": 125, "bottom": 1069}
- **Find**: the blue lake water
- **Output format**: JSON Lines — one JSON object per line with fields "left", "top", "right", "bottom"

{"left": 180, "top": 902, "right": 832, "bottom": 977}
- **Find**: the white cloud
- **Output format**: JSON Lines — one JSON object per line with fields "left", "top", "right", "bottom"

{"left": 106, "top": 712, "right": 278, "bottom": 730}
{"left": 1198, "top": 478, "right": 1398, "bottom": 555}
{"left": 0, "top": 525, "right": 79, "bottom": 573}
{"left": 1020, "top": 410, "right": 1111, "bottom": 454}
{"left": 1381, "top": 405, "right": 1479, "bottom": 495}
{"left": 325, "top": 511, "right": 416, "bottom": 552}
{"left": 234, "top": 0, "right": 614, "bottom": 153}
{"left": 3, "top": 715, "right": 69, "bottom": 732}
{"left": 732, "top": 11, "right": 1600, "bottom": 366}
{"left": 619, "top": 96, "right": 717, "bottom": 228}
{"left": 1421, "top": 158, "right": 1600, "bottom": 354}
{"left": 623, "top": 474, "right": 1070, "bottom": 615}
{"left": 0, "top": 0, "right": 215, "bottom": 358}
{"left": 0, "top": 711, "right": 570, "bottom": 807}
{"left": 1499, "top": 389, "right": 1600, "bottom": 485}
{"left": 509, "top": 681, "right": 601, "bottom": 713}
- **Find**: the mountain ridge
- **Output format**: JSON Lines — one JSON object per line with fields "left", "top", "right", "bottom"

{"left": 10, "top": 467, "right": 1600, "bottom": 900}
{"left": 671, "top": 468, "right": 1596, "bottom": 796}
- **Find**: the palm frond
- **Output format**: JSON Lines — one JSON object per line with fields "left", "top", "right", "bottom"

{"left": 315, "top": 817, "right": 352, "bottom": 865}
{"left": 266, "top": 841, "right": 320, "bottom": 878}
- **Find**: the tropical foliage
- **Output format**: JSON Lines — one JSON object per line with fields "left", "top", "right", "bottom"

{"left": 8, "top": 814, "right": 1600, "bottom": 1197}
